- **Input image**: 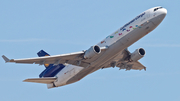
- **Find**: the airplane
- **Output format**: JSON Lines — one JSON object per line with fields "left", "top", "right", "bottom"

{"left": 2, "top": 6, "right": 167, "bottom": 89}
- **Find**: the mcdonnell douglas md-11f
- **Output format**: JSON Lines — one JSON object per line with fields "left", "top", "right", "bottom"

{"left": 2, "top": 7, "right": 167, "bottom": 89}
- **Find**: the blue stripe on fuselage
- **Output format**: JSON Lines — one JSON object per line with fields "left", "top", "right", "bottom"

{"left": 39, "top": 64, "right": 65, "bottom": 77}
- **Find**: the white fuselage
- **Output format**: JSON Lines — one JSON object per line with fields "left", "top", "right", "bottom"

{"left": 50, "top": 7, "right": 167, "bottom": 88}
{"left": 47, "top": 64, "right": 83, "bottom": 88}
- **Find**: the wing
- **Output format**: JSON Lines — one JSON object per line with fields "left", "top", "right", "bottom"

{"left": 2, "top": 51, "right": 89, "bottom": 67}
{"left": 2, "top": 47, "right": 108, "bottom": 68}
{"left": 102, "top": 49, "right": 146, "bottom": 71}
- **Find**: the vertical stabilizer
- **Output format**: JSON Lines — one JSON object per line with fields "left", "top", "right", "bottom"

{"left": 37, "top": 50, "right": 53, "bottom": 68}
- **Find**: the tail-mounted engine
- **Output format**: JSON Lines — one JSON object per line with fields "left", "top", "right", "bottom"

{"left": 84, "top": 45, "right": 101, "bottom": 59}
{"left": 130, "top": 48, "right": 145, "bottom": 61}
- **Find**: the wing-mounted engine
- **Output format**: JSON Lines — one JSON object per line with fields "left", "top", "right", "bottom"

{"left": 84, "top": 45, "right": 101, "bottom": 59}
{"left": 130, "top": 48, "right": 145, "bottom": 61}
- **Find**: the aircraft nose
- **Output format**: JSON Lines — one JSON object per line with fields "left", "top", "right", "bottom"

{"left": 160, "top": 8, "right": 167, "bottom": 17}
{"left": 151, "top": 8, "right": 167, "bottom": 26}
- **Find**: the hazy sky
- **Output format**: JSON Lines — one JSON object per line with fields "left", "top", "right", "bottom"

{"left": 0, "top": 0, "right": 180, "bottom": 101}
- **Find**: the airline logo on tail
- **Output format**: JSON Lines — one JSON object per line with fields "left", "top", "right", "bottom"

{"left": 37, "top": 50, "right": 65, "bottom": 78}
{"left": 37, "top": 50, "right": 52, "bottom": 68}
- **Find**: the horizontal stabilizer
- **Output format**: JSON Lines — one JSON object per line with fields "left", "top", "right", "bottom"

{"left": 23, "top": 77, "right": 56, "bottom": 84}
{"left": 2, "top": 55, "right": 10, "bottom": 63}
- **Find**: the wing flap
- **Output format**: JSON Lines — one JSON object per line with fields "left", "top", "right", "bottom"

{"left": 131, "top": 61, "right": 146, "bottom": 71}
{"left": 116, "top": 61, "right": 146, "bottom": 71}
{"left": 23, "top": 77, "right": 57, "bottom": 84}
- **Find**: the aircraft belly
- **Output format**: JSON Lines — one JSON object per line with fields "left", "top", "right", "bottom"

{"left": 67, "top": 20, "right": 158, "bottom": 85}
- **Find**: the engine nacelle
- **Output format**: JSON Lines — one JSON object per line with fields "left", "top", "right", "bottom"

{"left": 84, "top": 45, "right": 101, "bottom": 59}
{"left": 130, "top": 48, "right": 145, "bottom": 61}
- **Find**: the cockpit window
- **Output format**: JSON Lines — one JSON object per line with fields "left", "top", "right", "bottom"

{"left": 154, "top": 8, "right": 158, "bottom": 11}
{"left": 154, "top": 7, "right": 163, "bottom": 11}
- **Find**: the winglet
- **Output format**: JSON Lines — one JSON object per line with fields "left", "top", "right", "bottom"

{"left": 2, "top": 55, "right": 10, "bottom": 63}
{"left": 144, "top": 67, "right": 146, "bottom": 71}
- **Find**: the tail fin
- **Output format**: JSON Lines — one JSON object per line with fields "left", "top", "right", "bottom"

{"left": 37, "top": 50, "right": 50, "bottom": 57}
{"left": 37, "top": 50, "right": 53, "bottom": 68}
